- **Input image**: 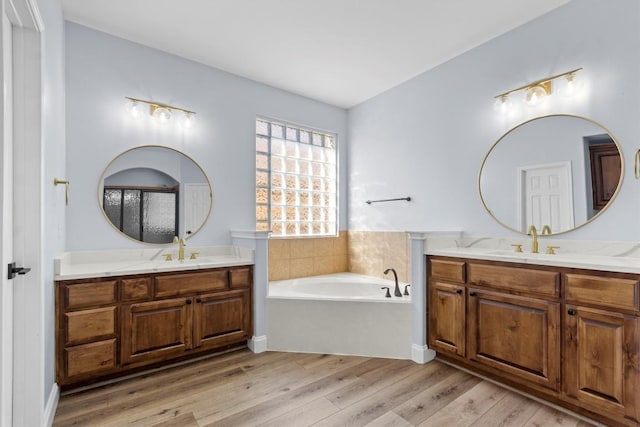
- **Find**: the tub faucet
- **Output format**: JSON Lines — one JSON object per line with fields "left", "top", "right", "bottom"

{"left": 384, "top": 268, "right": 402, "bottom": 297}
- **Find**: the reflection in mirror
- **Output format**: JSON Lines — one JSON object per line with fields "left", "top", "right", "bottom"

{"left": 99, "top": 146, "right": 212, "bottom": 244}
{"left": 479, "top": 115, "right": 623, "bottom": 235}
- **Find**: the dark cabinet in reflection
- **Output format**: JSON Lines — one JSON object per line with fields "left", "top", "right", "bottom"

{"left": 589, "top": 142, "right": 621, "bottom": 210}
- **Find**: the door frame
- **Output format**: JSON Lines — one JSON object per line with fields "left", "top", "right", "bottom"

{"left": 0, "top": 8, "right": 14, "bottom": 427}
{"left": 3, "top": 0, "right": 46, "bottom": 426}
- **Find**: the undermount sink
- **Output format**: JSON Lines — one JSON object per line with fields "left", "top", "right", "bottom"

{"left": 486, "top": 249, "right": 528, "bottom": 256}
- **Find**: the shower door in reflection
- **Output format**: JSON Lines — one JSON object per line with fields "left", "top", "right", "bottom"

{"left": 103, "top": 186, "right": 178, "bottom": 244}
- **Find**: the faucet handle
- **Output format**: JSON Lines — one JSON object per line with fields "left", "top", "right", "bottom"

{"left": 403, "top": 284, "right": 411, "bottom": 296}
{"left": 510, "top": 244, "right": 523, "bottom": 253}
{"left": 163, "top": 253, "right": 172, "bottom": 261}
{"left": 190, "top": 252, "right": 199, "bottom": 260}
{"left": 546, "top": 246, "right": 560, "bottom": 255}
{"left": 381, "top": 287, "right": 391, "bottom": 298}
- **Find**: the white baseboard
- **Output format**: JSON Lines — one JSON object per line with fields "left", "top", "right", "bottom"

{"left": 248, "top": 335, "right": 267, "bottom": 353}
{"left": 44, "top": 383, "right": 60, "bottom": 427}
{"left": 411, "top": 344, "right": 436, "bottom": 364}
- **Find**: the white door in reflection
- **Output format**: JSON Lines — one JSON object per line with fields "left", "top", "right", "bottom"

{"left": 517, "top": 162, "right": 575, "bottom": 233}
{"left": 184, "top": 183, "right": 211, "bottom": 235}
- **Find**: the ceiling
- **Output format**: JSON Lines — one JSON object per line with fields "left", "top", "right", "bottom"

{"left": 62, "top": 0, "right": 571, "bottom": 109}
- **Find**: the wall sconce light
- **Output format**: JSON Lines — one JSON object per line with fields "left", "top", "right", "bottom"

{"left": 125, "top": 97, "right": 196, "bottom": 127}
{"left": 494, "top": 68, "right": 583, "bottom": 114}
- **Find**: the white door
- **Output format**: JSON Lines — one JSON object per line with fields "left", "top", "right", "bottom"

{"left": 518, "top": 162, "right": 575, "bottom": 233}
{"left": 0, "top": 10, "right": 13, "bottom": 427}
{"left": 184, "top": 183, "right": 211, "bottom": 235}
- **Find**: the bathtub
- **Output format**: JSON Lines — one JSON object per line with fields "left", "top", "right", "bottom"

{"left": 266, "top": 273, "right": 412, "bottom": 359}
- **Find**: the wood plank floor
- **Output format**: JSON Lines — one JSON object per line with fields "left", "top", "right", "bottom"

{"left": 53, "top": 349, "right": 596, "bottom": 427}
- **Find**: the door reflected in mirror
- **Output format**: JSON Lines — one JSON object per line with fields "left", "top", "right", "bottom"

{"left": 98, "top": 146, "right": 213, "bottom": 244}
{"left": 479, "top": 115, "right": 623, "bottom": 235}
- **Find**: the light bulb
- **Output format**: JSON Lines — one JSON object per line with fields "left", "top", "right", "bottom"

{"left": 127, "top": 100, "right": 143, "bottom": 119}
{"left": 151, "top": 105, "right": 171, "bottom": 123}
{"left": 182, "top": 112, "right": 195, "bottom": 128}
{"left": 493, "top": 95, "right": 512, "bottom": 114}
{"left": 561, "top": 72, "right": 583, "bottom": 97}
{"left": 525, "top": 85, "right": 549, "bottom": 107}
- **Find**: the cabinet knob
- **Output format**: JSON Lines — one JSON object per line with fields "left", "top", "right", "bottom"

{"left": 456, "top": 289, "right": 463, "bottom": 295}
{"left": 186, "top": 299, "right": 192, "bottom": 304}
{"left": 567, "top": 308, "right": 576, "bottom": 316}
{"left": 469, "top": 291, "right": 477, "bottom": 297}
{"left": 196, "top": 298, "right": 202, "bottom": 303}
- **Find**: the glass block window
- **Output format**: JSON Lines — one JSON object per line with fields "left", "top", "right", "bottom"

{"left": 256, "top": 118, "right": 337, "bottom": 237}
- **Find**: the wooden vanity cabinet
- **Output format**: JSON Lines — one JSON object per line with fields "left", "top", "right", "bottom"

{"left": 56, "top": 279, "right": 119, "bottom": 384}
{"left": 428, "top": 256, "right": 640, "bottom": 426}
{"left": 563, "top": 272, "right": 640, "bottom": 423}
{"left": 428, "top": 259, "right": 466, "bottom": 357}
{"left": 56, "top": 265, "right": 253, "bottom": 388}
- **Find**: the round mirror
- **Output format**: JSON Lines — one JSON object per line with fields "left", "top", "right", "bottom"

{"left": 98, "top": 145, "right": 213, "bottom": 244}
{"left": 479, "top": 114, "right": 623, "bottom": 235}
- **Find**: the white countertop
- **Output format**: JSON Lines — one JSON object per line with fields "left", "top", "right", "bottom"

{"left": 54, "top": 246, "right": 254, "bottom": 280}
{"left": 427, "top": 247, "right": 640, "bottom": 274}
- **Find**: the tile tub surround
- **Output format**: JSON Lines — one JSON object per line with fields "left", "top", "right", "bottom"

{"left": 267, "top": 231, "right": 410, "bottom": 282}
{"left": 268, "top": 232, "right": 348, "bottom": 281}
{"left": 348, "top": 231, "right": 410, "bottom": 283}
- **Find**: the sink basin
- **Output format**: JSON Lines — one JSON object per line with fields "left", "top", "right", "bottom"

{"left": 486, "top": 249, "right": 528, "bottom": 257}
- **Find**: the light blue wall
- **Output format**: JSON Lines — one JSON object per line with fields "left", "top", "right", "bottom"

{"left": 38, "top": 0, "right": 66, "bottom": 404}
{"left": 65, "top": 22, "right": 348, "bottom": 250}
{"left": 348, "top": 0, "right": 640, "bottom": 241}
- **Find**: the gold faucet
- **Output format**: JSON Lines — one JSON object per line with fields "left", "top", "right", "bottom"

{"left": 173, "top": 236, "right": 186, "bottom": 261}
{"left": 541, "top": 225, "right": 552, "bottom": 235}
{"left": 527, "top": 225, "right": 539, "bottom": 253}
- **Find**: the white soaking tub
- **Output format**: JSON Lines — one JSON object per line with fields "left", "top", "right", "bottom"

{"left": 266, "top": 273, "right": 412, "bottom": 359}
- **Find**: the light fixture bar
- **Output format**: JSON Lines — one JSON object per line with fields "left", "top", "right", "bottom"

{"left": 494, "top": 67, "right": 583, "bottom": 99}
{"left": 125, "top": 97, "right": 196, "bottom": 115}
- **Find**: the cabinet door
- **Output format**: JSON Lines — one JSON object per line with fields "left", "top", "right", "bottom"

{"left": 564, "top": 305, "right": 639, "bottom": 422}
{"left": 468, "top": 289, "right": 560, "bottom": 391}
{"left": 193, "top": 290, "right": 251, "bottom": 350}
{"left": 121, "top": 297, "right": 192, "bottom": 366}
{"left": 428, "top": 281, "right": 465, "bottom": 357}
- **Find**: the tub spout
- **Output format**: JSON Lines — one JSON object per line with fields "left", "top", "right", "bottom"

{"left": 383, "top": 267, "right": 402, "bottom": 297}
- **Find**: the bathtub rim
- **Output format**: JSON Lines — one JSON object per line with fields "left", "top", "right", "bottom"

{"left": 268, "top": 272, "right": 412, "bottom": 303}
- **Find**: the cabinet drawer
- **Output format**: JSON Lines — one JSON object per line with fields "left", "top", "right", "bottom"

{"left": 230, "top": 267, "right": 252, "bottom": 289}
{"left": 65, "top": 307, "right": 116, "bottom": 346}
{"left": 468, "top": 263, "right": 559, "bottom": 298}
{"left": 565, "top": 274, "right": 639, "bottom": 311}
{"left": 155, "top": 270, "right": 228, "bottom": 297}
{"left": 65, "top": 339, "right": 116, "bottom": 378}
{"left": 62, "top": 280, "right": 117, "bottom": 309}
{"left": 430, "top": 259, "right": 465, "bottom": 283}
{"left": 121, "top": 277, "right": 153, "bottom": 301}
